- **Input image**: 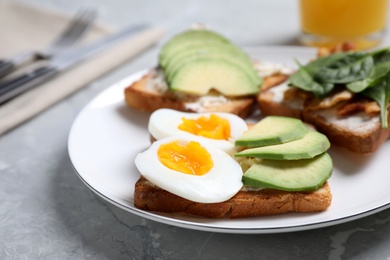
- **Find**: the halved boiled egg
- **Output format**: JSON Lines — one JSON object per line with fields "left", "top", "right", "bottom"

{"left": 135, "top": 136, "right": 243, "bottom": 203}
{"left": 148, "top": 109, "right": 248, "bottom": 154}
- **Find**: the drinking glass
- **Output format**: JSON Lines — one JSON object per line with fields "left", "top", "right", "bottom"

{"left": 299, "top": 0, "right": 388, "bottom": 50}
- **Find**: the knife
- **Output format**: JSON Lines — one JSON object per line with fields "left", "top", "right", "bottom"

{"left": 0, "top": 24, "right": 149, "bottom": 104}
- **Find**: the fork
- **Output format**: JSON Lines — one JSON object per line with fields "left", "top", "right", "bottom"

{"left": 0, "top": 8, "right": 97, "bottom": 78}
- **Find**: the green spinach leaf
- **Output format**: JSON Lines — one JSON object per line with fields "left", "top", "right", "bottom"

{"left": 304, "top": 52, "right": 348, "bottom": 76}
{"left": 346, "top": 61, "right": 390, "bottom": 93}
{"left": 371, "top": 47, "right": 390, "bottom": 63}
{"left": 289, "top": 59, "right": 333, "bottom": 97}
{"left": 315, "top": 52, "right": 374, "bottom": 84}
{"left": 361, "top": 72, "right": 390, "bottom": 128}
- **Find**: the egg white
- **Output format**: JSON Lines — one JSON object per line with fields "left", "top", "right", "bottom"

{"left": 135, "top": 136, "right": 243, "bottom": 203}
{"left": 148, "top": 109, "right": 248, "bottom": 155}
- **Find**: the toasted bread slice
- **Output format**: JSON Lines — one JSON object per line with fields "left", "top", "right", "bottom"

{"left": 124, "top": 68, "right": 256, "bottom": 119}
{"left": 257, "top": 79, "right": 390, "bottom": 154}
{"left": 303, "top": 105, "right": 390, "bottom": 155}
{"left": 134, "top": 177, "right": 331, "bottom": 218}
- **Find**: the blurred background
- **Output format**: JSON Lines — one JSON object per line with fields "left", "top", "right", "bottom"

{"left": 13, "top": 0, "right": 302, "bottom": 47}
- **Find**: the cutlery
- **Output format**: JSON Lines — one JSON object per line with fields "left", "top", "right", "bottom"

{"left": 0, "top": 8, "right": 96, "bottom": 78}
{"left": 0, "top": 24, "right": 150, "bottom": 104}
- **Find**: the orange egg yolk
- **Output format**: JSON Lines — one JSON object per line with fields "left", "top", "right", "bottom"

{"left": 178, "top": 114, "right": 231, "bottom": 140}
{"left": 157, "top": 141, "right": 213, "bottom": 176}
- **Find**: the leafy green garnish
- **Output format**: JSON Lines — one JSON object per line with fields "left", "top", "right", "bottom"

{"left": 371, "top": 47, "right": 390, "bottom": 63}
{"left": 290, "top": 58, "right": 338, "bottom": 98}
{"left": 289, "top": 59, "right": 331, "bottom": 98}
{"left": 361, "top": 72, "right": 390, "bottom": 128}
{"left": 289, "top": 52, "right": 375, "bottom": 97}
{"left": 288, "top": 49, "right": 390, "bottom": 128}
{"left": 315, "top": 52, "right": 374, "bottom": 84}
{"left": 347, "top": 61, "right": 390, "bottom": 93}
{"left": 304, "top": 52, "right": 348, "bottom": 75}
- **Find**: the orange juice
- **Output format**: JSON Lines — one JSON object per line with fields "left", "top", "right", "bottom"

{"left": 299, "top": 0, "right": 388, "bottom": 49}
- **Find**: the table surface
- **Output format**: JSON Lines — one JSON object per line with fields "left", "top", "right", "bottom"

{"left": 2, "top": 0, "right": 390, "bottom": 259}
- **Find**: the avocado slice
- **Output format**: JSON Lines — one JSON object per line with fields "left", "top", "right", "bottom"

{"left": 159, "top": 30, "right": 229, "bottom": 66}
{"left": 235, "top": 131, "right": 330, "bottom": 160}
{"left": 169, "top": 59, "right": 259, "bottom": 96}
{"left": 163, "top": 42, "right": 250, "bottom": 71}
{"left": 242, "top": 153, "right": 332, "bottom": 191}
{"left": 160, "top": 40, "right": 231, "bottom": 67}
{"left": 166, "top": 56, "right": 261, "bottom": 87}
{"left": 235, "top": 116, "right": 309, "bottom": 147}
{"left": 164, "top": 44, "right": 261, "bottom": 85}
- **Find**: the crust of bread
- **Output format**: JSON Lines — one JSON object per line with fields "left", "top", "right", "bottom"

{"left": 124, "top": 69, "right": 256, "bottom": 119}
{"left": 257, "top": 81, "right": 390, "bottom": 154}
{"left": 134, "top": 177, "right": 332, "bottom": 218}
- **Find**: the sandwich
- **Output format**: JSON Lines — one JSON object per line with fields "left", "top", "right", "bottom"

{"left": 133, "top": 110, "right": 332, "bottom": 218}
{"left": 124, "top": 28, "right": 287, "bottom": 119}
{"left": 258, "top": 43, "right": 390, "bottom": 155}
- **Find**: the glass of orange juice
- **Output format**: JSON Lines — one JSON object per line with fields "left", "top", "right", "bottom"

{"left": 299, "top": 0, "right": 388, "bottom": 50}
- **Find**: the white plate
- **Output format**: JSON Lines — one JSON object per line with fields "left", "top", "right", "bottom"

{"left": 68, "top": 46, "right": 390, "bottom": 234}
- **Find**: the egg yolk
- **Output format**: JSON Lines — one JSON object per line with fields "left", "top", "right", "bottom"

{"left": 157, "top": 141, "right": 213, "bottom": 176}
{"left": 178, "top": 114, "right": 231, "bottom": 140}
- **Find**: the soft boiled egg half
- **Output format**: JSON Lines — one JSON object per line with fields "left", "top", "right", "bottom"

{"left": 135, "top": 136, "right": 243, "bottom": 203}
{"left": 148, "top": 109, "right": 248, "bottom": 155}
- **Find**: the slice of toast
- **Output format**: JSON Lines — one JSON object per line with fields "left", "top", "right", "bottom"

{"left": 134, "top": 177, "right": 332, "bottom": 218}
{"left": 303, "top": 105, "right": 390, "bottom": 155}
{"left": 124, "top": 68, "right": 256, "bottom": 119}
{"left": 257, "top": 79, "right": 390, "bottom": 154}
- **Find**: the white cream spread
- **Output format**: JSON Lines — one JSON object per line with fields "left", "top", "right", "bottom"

{"left": 268, "top": 81, "right": 304, "bottom": 110}
{"left": 146, "top": 70, "right": 168, "bottom": 93}
{"left": 316, "top": 108, "right": 380, "bottom": 134}
{"left": 241, "top": 186, "right": 266, "bottom": 192}
{"left": 253, "top": 60, "right": 295, "bottom": 78}
{"left": 269, "top": 81, "right": 290, "bottom": 103}
{"left": 184, "top": 95, "right": 229, "bottom": 112}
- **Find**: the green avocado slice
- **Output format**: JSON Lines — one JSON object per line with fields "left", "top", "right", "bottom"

{"left": 242, "top": 153, "right": 333, "bottom": 191}
{"left": 159, "top": 30, "right": 229, "bottom": 66}
{"left": 235, "top": 116, "right": 309, "bottom": 147}
{"left": 164, "top": 45, "right": 261, "bottom": 86}
{"left": 169, "top": 59, "right": 259, "bottom": 96}
{"left": 163, "top": 42, "right": 249, "bottom": 71}
{"left": 235, "top": 131, "right": 330, "bottom": 160}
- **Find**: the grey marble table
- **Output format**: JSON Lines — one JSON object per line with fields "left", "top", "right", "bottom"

{"left": 2, "top": 0, "right": 390, "bottom": 259}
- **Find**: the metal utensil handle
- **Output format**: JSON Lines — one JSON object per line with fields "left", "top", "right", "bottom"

{"left": 0, "top": 66, "right": 58, "bottom": 104}
{"left": 0, "top": 60, "right": 15, "bottom": 78}
{"left": 0, "top": 52, "right": 37, "bottom": 79}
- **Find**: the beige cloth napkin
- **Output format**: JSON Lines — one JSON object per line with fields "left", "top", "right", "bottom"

{"left": 0, "top": 1, "right": 164, "bottom": 135}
